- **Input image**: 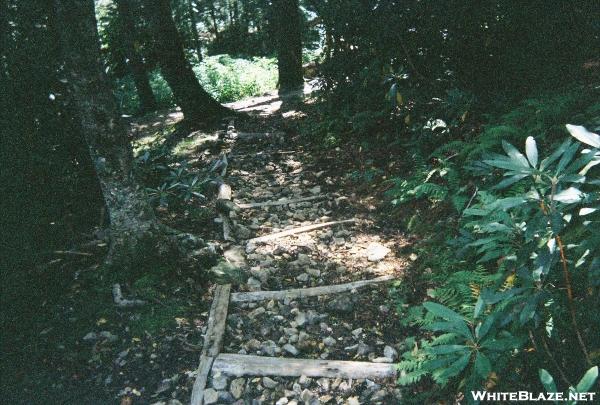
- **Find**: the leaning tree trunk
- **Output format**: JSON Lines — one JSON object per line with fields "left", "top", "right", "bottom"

{"left": 142, "top": 0, "right": 229, "bottom": 124}
{"left": 53, "top": 0, "right": 204, "bottom": 273}
{"left": 115, "top": 0, "right": 157, "bottom": 114}
{"left": 272, "top": 0, "right": 303, "bottom": 91}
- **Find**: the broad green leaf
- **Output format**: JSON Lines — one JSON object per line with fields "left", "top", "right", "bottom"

{"left": 556, "top": 142, "right": 580, "bottom": 173}
{"left": 436, "top": 352, "right": 471, "bottom": 382}
{"left": 565, "top": 149, "right": 599, "bottom": 174}
{"left": 575, "top": 366, "right": 598, "bottom": 393}
{"left": 389, "top": 83, "right": 398, "bottom": 107}
{"left": 566, "top": 124, "right": 600, "bottom": 148}
{"left": 493, "top": 174, "right": 529, "bottom": 189}
{"left": 502, "top": 141, "right": 530, "bottom": 168}
{"left": 519, "top": 295, "right": 539, "bottom": 325}
{"left": 492, "top": 196, "right": 528, "bottom": 210}
{"left": 474, "top": 352, "right": 492, "bottom": 378}
{"left": 423, "top": 302, "right": 465, "bottom": 324}
{"left": 474, "top": 296, "right": 485, "bottom": 319}
{"left": 427, "top": 344, "right": 470, "bottom": 355}
{"left": 476, "top": 314, "right": 496, "bottom": 340}
{"left": 540, "top": 139, "right": 572, "bottom": 170}
{"left": 525, "top": 136, "right": 538, "bottom": 168}
{"left": 481, "top": 335, "right": 523, "bottom": 351}
{"left": 484, "top": 157, "right": 531, "bottom": 171}
{"left": 427, "top": 321, "right": 473, "bottom": 339}
{"left": 539, "top": 369, "right": 557, "bottom": 394}
{"left": 579, "top": 207, "right": 598, "bottom": 216}
{"left": 553, "top": 187, "right": 584, "bottom": 204}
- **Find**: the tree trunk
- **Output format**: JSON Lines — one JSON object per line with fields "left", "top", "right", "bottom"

{"left": 187, "top": 0, "right": 203, "bottom": 62}
{"left": 53, "top": 0, "right": 204, "bottom": 273}
{"left": 142, "top": 0, "right": 229, "bottom": 124}
{"left": 272, "top": 0, "right": 303, "bottom": 91}
{"left": 205, "top": 0, "right": 221, "bottom": 42}
{"left": 115, "top": 0, "right": 157, "bottom": 114}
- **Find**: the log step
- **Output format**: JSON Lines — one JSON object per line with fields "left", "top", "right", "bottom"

{"left": 231, "top": 275, "right": 395, "bottom": 303}
{"left": 212, "top": 353, "right": 397, "bottom": 379}
{"left": 247, "top": 219, "right": 356, "bottom": 245}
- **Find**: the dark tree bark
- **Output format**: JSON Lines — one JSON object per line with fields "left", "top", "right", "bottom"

{"left": 187, "top": 0, "right": 203, "bottom": 62}
{"left": 53, "top": 0, "right": 206, "bottom": 273}
{"left": 202, "top": 0, "right": 221, "bottom": 42}
{"left": 115, "top": 0, "right": 157, "bottom": 114}
{"left": 272, "top": 0, "right": 303, "bottom": 91}
{"left": 142, "top": 0, "right": 229, "bottom": 124}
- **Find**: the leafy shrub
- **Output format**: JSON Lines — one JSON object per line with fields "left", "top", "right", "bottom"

{"left": 397, "top": 125, "right": 600, "bottom": 402}
{"left": 113, "top": 55, "right": 278, "bottom": 114}
{"left": 194, "top": 55, "right": 278, "bottom": 103}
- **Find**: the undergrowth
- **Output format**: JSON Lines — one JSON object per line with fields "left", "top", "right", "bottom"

{"left": 114, "top": 55, "right": 278, "bottom": 115}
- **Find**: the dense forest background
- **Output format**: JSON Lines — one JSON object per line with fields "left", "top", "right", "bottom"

{"left": 1, "top": 0, "right": 599, "bottom": 403}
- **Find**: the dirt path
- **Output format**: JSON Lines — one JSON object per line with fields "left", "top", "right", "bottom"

{"left": 188, "top": 92, "right": 409, "bottom": 405}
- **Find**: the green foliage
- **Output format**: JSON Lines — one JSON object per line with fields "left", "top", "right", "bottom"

{"left": 396, "top": 122, "right": 600, "bottom": 400}
{"left": 135, "top": 148, "right": 211, "bottom": 208}
{"left": 113, "top": 55, "right": 278, "bottom": 114}
{"left": 194, "top": 55, "right": 278, "bottom": 103}
{"left": 539, "top": 366, "right": 598, "bottom": 405}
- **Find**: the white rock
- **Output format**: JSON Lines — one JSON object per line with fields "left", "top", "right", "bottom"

{"left": 262, "top": 376, "right": 279, "bottom": 389}
{"left": 323, "top": 336, "right": 336, "bottom": 347}
{"left": 203, "top": 388, "right": 219, "bottom": 404}
{"left": 211, "top": 372, "right": 228, "bottom": 390}
{"left": 295, "top": 312, "right": 307, "bottom": 327}
{"left": 247, "top": 277, "right": 262, "bottom": 291}
{"left": 283, "top": 343, "right": 299, "bottom": 356}
{"left": 366, "top": 242, "right": 390, "bottom": 262}
{"left": 230, "top": 378, "right": 245, "bottom": 399}
{"left": 384, "top": 345, "right": 398, "bottom": 361}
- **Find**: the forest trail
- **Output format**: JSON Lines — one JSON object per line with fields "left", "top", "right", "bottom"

{"left": 188, "top": 90, "right": 410, "bottom": 404}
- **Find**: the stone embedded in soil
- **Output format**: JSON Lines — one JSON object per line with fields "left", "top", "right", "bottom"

{"left": 384, "top": 345, "right": 398, "bottom": 361}
{"left": 366, "top": 242, "right": 391, "bottom": 262}
{"left": 328, "top": 294, "right": 355, "bottom": 313}
{"left": 357, "top": 342, "right": 372, "bottom": 356}
{"left": 230, "top": 378, "right": 245, "bottom": 399}
{"left": 245, "top": 338, "right": 261, "bottom": 351}
{"left": 323, "top": 336, "right": 336, "bottom": 347}
{"left": 294, "top": 311, "right": 307, "bottom": 326}
{"left": 262, "top": 376, "right": 279, "bottom": 389}
{"left": 347, "top": 397, "right": 360, "bottom": 405}
{"left": 260, "top": 340, "right": 278, "bottom": 356}
{"left": 283, "top": 343, "right": 299, "bottom": 356}
{"left": 371, "top": 389, "right": 388, "bottom": 402}
{"left": 203, "top": 388, "right": 219, "bottom": 404}
{"left": 247, "top": 277, "right": 262, "bottom": 291}
{"left": 211, "top": 372, "right": 228, "bottom": 390}
{"left": 223, "top": 246, "right": 248, "bottom": 268}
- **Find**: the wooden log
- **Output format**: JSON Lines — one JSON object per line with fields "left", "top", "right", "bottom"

{"left": 212, "top": 354, "right": 397, "bottom": 379}
{"left": 190, "top": 355, "right": 215, "bottom": 405}
{"left": 52, "top": 250, "right": 93, "bottom": 257}
{"left": 246, "top": 219, "right": 356, "bottom": 245}
{"left": 230, "top": 275, "right": 395, "bottom": 303}
{"left": 202, "top": 284, "right": 231, "bottom": 357}
{"left": 190, "top": 284, "right": 231, "bottom": 405}
{"left": 237, "top": 195, "right": 327, "bottom": 209}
